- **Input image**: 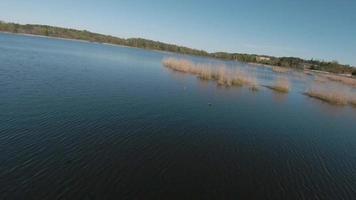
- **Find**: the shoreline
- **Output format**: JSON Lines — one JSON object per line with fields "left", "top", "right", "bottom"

{"left": 0, "top": 21, "right": 354, "bottom": 75}
{"left": 0, "top": 31, "right": 94, "bottom": 44}
{"left": 0, "top": 31, "right": 157, "bottom": 51}
{"left": 1, "top": 31, "right": 355, "bottom": 82}
{"left": 0, "top": 31, "right": 200, "bottom": 56}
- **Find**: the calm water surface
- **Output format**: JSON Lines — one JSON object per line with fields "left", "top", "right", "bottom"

{"left": 1, "top": 33, "right": 356, "bottom": 199}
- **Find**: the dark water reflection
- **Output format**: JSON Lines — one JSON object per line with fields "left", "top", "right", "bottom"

{"left": 1, "top": 33, "right": 356, "bottom": 199}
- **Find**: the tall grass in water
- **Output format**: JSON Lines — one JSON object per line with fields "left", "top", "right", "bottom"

{"left": 304, "top": 83, "right": 348, "bottom": 105}
{"left": 163, "top": 57, "right": 356, "bottom": 108}
{"left": 217, "top": 67, "right": 232, "bottom": 87}
{"left": 267, "top": 77, "right": 290, "bottom": 93}
{"left": 197, "top": 65, "right": 215, "bottom": 81}
{"left": 162, "top": 58, "right": 195, "bottom": 74}
{"left": 231, "top": 70, "right": 260, "bottom": 90}
{"left": 162, "top": 57, "right": 260, "bottom": 90}
{"left": 272, "top": 66, "right": 290, "bottom": 73}
{"left": 320, "top": 74, "right": 356, "bottom": 87}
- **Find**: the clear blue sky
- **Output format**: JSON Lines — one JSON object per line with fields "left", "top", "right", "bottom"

{"left": 1, "top": 0, "right": 355, "bottom": 66}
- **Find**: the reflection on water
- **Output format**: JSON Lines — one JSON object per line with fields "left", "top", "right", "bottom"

{"left": 1, "top": 33, "right": 356, "bottom": 199}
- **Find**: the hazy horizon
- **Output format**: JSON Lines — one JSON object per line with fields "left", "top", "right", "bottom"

{"left": 1, "top": 0, "right": 355, "bottom": 66}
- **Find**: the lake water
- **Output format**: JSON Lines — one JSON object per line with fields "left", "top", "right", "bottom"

{"left": 1, "top": 33, "right": 356, "bottom": 199}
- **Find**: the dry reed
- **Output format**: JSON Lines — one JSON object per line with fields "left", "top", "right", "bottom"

{"left": 267, "top": 77, "right": 290, "bottom": 93}
{"left": 272, "top": 66, "right": 290, "bottom": 73}
{"left": 304, "top": 83, "right": 348, "bottom": 105}
{"left": 163, "top": 57, "right": 356, "bottom": 107}
{"left": 197, "top": 66, "right": 215, "bottom": 81}
{"left": 162, "top": 58, "right": 195, "bottom": 73}
{"left": 162, "top": 57, "right": 260, "bottom": 90}
{"left": 320, "top": 74, "right": 356, "bottom": 87}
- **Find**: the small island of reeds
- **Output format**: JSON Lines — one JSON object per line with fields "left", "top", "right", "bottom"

{"left": 162, "top": 57, "right": 260, "bottom": 91}
{"left": 266, "top": 77, "right": 290, "bottom": 93}
{"left": 163, "top": 57, "right": 356, "bottom": 108}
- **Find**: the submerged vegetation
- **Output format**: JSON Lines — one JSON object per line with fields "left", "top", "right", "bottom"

{"left": 1, "top": 21, "right": 355, "bottom": 75}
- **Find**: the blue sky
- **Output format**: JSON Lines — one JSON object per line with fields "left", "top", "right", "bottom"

{"left": 1, "top": 0, "right": 355, "bottom": 66}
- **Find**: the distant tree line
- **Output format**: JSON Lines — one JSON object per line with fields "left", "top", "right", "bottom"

{"left": 0, "top": 21, "right": 209, "bottom": 57}
{"left": 1, "top": 21, "right": 355, "bottom": 75}
{"left": 210, "top": 52, "right": 355, "bottom": 75}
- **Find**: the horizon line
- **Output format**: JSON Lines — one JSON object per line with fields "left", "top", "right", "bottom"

{"left": 0, "top": 20, "right": 354, "bottom": 67}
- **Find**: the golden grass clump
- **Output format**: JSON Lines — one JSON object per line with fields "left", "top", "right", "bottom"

{"left": 218, "top": 69, "right": 259, "bottom": 89}
{"left": 162, "top": 57, "right": 260, "bottom": 90}
{"left": 272, "top": 66, "right": 290, "bottom": 73}
{"left": 162, "top": 57, "right": 195, "bottom": 73}
{"left": 162, "top": 57, "right": 356, "bottom": 107}
{"left": 197, "top": 68, "right": 213, "bottom": 80}
{"left": 216, "top": 67, "right": 232, "bottom": 87}
{"left": 197, "top": 65, "right": 214, "bottom": 81}
{"left": 230, "top": 70, "right": 259, "bottom": 89}
{"left": 320, "top": 74, "right": 356, "bottom": 87}
{"left": 304, "top": 83, "right": 348, "bottom": 105}
{"left": 267, "top": 77, "right": 290, "bottom": 93}
{"left": 230, "top": 71, "right": 248, "bottom": 86}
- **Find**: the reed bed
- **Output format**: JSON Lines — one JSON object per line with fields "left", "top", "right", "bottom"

{"left": 320, "top": 74, "right": 356, "bottom": 87}
{"left": 163, "top": 57, "right": 356, "bottom": 108}
{"left": 162, "top": 58, "right": 195, "bottom": 74}
{"left": 304, "top": 83, "right": 349, "bottom": 105}
{"left": 216, "top": 67, "right": 229, "bottom": 86}
{"left": 267, "top": 77, "right": 290, "bottom": 93}
{"left": 197, "top": 66, "right": 216, "bottom": 81}
{"left": 272, "top": 66, "right": 290, "bottom": 73}
{"left": 162, "top": 57, "right": 260, "bottom": 90}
